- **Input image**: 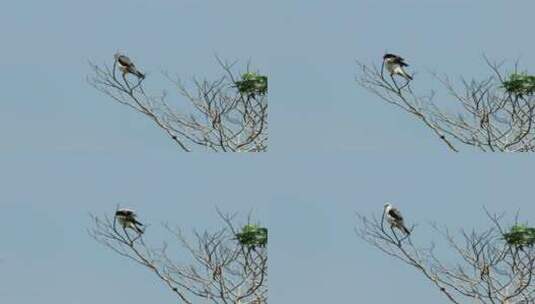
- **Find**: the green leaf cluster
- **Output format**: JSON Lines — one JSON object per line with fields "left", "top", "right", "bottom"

{"left": 502, "top": 73, "right": 535, "bottom": 98}
{"left": 235, "top": 72, "right": 268, "bottom": 98}
{"left": 236, "top": 224, "right": 268, "bottom": 248}
{"left": 503, "top": 224, "right": 535, "bottom": 247}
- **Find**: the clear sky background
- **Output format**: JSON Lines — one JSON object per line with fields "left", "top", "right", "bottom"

{"left": 1, "top": 0, "right": 535, "bottom": 303}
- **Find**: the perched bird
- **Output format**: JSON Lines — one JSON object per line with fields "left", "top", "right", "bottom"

{"left": 383, "top": 53, "right": 413, "bottom": 80}
{"left": 115, "top": 208, "right": 144, "bottom": 234}
{"left": 384, "top": 203, "right": 410, "bottom": 235}
{"left": 114, "top": 52, "right": 145, "bottom": 79}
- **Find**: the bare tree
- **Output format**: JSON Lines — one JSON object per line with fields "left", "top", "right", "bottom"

{"left": 88, "top": 57, "right": 268, "bottom": 152}
{"left": 89, "top": 209, "right": 267, "bottom": 304}
{"left": 355, "top": 209, "right": 535, "bottom": 304}
{"left": 356, "top": 57, "right": 535, "bottom": 152}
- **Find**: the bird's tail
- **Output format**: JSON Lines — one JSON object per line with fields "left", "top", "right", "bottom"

{"left": 127, "top": 222, "right": 144, "bottom": 234}
{"left": 136, "top": 70, "right": 145, "bottom": 79}
{"left": 134, "top": 224, "right": 144, "bottom": 234}
{"left": 403, "top": 71, "right": 413, "bottom": 81}
{"left": 402, "top": 225, "right": 410, "bottom": 235}
{"left": 394, "top": 66, "right": 413, "bottom": 81}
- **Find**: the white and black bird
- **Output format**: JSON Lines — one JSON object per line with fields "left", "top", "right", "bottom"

{"left": 115, "top": 208, "right": 144, "bottom": 234}
{"left": 114, "top": 52, "right": 145, "bottom": 79}
{"left": 384, "top": 203, "right": 410, "bottom": 235}
{"left": 383, "top": 53, "right": 413, "bottom": 81}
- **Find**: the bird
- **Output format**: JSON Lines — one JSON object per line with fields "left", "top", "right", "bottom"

{"left": 114, "top": 52, "right": 145, "bottom": 79}
{"left": 384, "top": 203, "right": 410, "bottom": 235}
{"left": 383, "top": 53, "right": 413, "bottom": 81}
{"left": 115, "top": 208, "right": 144, "bottom": 234}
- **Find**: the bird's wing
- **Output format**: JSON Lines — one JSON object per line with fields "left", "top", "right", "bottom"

{"left": 116, "top": 209, "right": 135, "bottom": 217}
{"left": 394, "top": 57, "right": 409, "bottom": 67}
{"left": 388, "top": 208, "right": 404, "bottom": 221}
{"left": 117, "top": 55, "right": 134, "bottom": 67}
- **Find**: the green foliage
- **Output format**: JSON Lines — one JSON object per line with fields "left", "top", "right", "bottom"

{"left": 235, "top": 72, "right": 268, "bottom": 98}
{"left": 236, "top": 224, "right": 268, "bottom": 248}
{"left": 503, "top": 224, "right": 535, "bottom": 247}
{"left": 502, "top": 73, "right": 535, "bottom": 98}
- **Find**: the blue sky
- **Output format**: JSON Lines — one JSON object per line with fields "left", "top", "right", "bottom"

{"left": 1, "top": 0, "right": 535, "bottom": 303}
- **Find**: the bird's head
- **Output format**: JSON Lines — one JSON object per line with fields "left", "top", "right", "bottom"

{"left": 114, "top": 51, "right": 123, "bottom": 60}
{"left": 384, "top": 202, "right": 392, "bottom": 209}
{"left": 383, "top": 53, "right": 396, "bottom": 60}
{"left": 116, "top": 208, "right": 135, "bottom": 217}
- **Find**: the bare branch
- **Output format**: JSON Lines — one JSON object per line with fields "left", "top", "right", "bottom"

{"left": 88, "top": 57, "right": 268, "bottom": 152}
{"left": 89, "top": 210, "right": 267, "bottom": 304}
{"left": 356, "top": 57, "right": 535, "bottom": 152}
{"left": 355, "top": 209, "right": 535, "bottom": 304}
